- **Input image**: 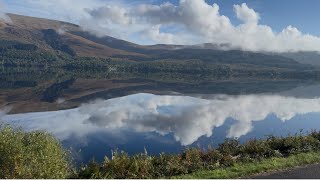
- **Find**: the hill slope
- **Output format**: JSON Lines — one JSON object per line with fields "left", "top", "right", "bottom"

{"left": 0, "top": 14, "right": 146, "bottom": 58}
{"left": 0, "top": 13, "right": 316, "bottom": 71}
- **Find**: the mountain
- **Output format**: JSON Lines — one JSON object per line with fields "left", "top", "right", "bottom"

{"left": 0, "top": 14, "right": 146, "bottom": 58}
{"left": 0, "top": 13, "right": 317, "bottom": 71}
{"left": 277, "top": 52, "right": 320, "bottom": 66}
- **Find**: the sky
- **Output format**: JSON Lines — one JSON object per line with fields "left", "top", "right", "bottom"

{"left": 2, "top": 0, "right": 320, "bottom": 52}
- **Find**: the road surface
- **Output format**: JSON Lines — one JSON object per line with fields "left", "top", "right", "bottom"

{"left": 251, "top": 163, "right": 320, "bottom": 179}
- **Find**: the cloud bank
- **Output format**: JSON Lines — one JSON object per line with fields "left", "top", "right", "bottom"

{"left": 80, "top": 0, "right": 320, "bottom": 52}
{"left": 4, "top": 93, "right": 320, "bottom": 145}
{"left": 4, "top": 0, "right": 320, "bottom": 52}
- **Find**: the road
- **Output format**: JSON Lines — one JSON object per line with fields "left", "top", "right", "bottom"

{"left": 251, "top": 163, "right": 320, "bottom": 179}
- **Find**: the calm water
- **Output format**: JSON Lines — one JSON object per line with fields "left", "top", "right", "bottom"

{"left": 2, "top": 83, "right": 320, "bottom": 163}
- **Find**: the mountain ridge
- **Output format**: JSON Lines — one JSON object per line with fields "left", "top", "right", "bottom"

{"left": 0, "top": 13, "right": 319, "bottom": 67}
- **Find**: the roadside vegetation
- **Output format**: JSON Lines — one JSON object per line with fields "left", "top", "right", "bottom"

{"left": 77, "top": 131, "right": 320, "bottom": 179}
{"left": 1, "top": 123, "right": 320, "bottom": 179}
{"left": 0, "top": 125, "right": 71, "bottom": 179}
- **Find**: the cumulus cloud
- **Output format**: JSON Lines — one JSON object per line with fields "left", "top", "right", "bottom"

{"left": 76, "top": 0, "right": 320, "bottom": 52}
{"left": 234, "top": 3, "right": 259, "bottom": 24}
{"left": 3, "top": 93, "right": 320, "bottom": 145}
{"left": 5, "top": 0, "right": 320, "bottom": 52}
{"left": 81, "top": 0, "right": 231, "bottom": 44}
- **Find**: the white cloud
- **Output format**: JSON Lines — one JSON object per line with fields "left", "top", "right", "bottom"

{"left": 4, "top": 0, "right": 320, "bottom": 52}
{"left": 80, "top": 0, "right": 320, "bottom": 52}
{"left": 4, "top": 93, "right": 320, "bottom": 145}
{"left": 234, "top": 3, "right": 259, "bottom": 24}
{"left": 88, "top": 5, "right": 132, "bottom": 25}
{"left": 142, "top": 25, "right": 175, "bottom": 44}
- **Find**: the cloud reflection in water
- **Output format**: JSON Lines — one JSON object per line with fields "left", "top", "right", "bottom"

{"left": 3, "top": 93, "right": 320, "bottom": 145}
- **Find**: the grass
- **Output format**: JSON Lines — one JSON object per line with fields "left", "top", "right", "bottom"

{"left": 175, "top": 152, "right": 320, "bottom": 179}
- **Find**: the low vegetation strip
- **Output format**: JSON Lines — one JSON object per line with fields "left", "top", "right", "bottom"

{"left": 77, "top": 132, "right": 320, "bottom": 179}
{"left": 175, "top": 152, "right": 320, "bottom": 179}
{"left": 1, "top": 123, "right": 320, "bottom": 179}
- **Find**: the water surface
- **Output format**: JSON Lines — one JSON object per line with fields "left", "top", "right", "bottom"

{"left": 2, "top": 91, "right": 320, "bottom": 163}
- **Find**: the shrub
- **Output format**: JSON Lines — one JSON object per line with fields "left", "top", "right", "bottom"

{"left": 310, "top": 131, "right": 320, "bottom": 141}
{"left": 78, "top": 150, "right": 155, "bottom": 179}
{"left": 152, "top": 153, "right": 187, "bottom": 177}
{"left": 180, "top": 148, "right": 203, "bottom": 173}
{"left": 77, "top": 160, "right": 102, "bottom": 179}
{"left": 298, "top": 136, "right": 320, "bottom": 152}
{"left": 102, "top": 151, "right": 132, "bottom": 179}
{"left": 220, "top": 154, "right": 235, "bottom": 167}
{"left": 127, "top": 153, "right": 154, "bottom": 178}
{"left": 266, "top": 135, "right": 320, "bottom": 155}
{"left": 217, "top": 139, "right": 241, "bottom": 156}
{"left": 241, "top": 139, "right": 276, "bottom": 159}
{"left": 201, "top": 149, "right": 222, "bottom": 169}
{"left": 0, "top": 125, "right": 71, "bottom": 179}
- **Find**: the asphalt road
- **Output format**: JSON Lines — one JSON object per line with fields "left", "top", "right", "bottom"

{"left": 251, "top": 163, "right": 320, "bottom": 179}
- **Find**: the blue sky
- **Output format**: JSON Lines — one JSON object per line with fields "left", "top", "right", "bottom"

{"left": 2, "top": 0, "right": 320, "bottom": 52}
{"left": 150, "top": 0, "right": 320, "bottom": 35}
{"left": 4, "top": 0, "right": 319, "bottom": 35}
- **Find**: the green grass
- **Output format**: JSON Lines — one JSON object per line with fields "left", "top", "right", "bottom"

{"left": 175, "top": 152, "right": 320, "bottom": 179}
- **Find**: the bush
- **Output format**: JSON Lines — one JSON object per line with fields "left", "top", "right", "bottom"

{"left": 152, "top": 153, "right": 187, "bottom": 177}
{"left": 201, "top": 148, "right": 222, "bottom": 168}
{"left": 220, "top": 154, "right": 235, "bottom": 167}
{"left": 78, "top": 150, "right": 155, "bottom": 179}
{"left": 77, "top": 159, "right": 103, "bottom": 179}
{"left": 266, "top": 134, "right": 320, "bottom": 155}
{"left": 0, "top": 125, "right": 71, "bottom": 179}
{"left": 241, "top": 139, "right": 276, "bottom": 159}
{"left": 104, "top": 151, "right": 154, "bottom": 179}
{"left": 310, "top": 131, "right": 320, "bottom": 141}
{"left": 180, "top": 148, "right": 203, "bottom": 173}
{"left": 217, "top": 139, "right": 241, "bottom": 156}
